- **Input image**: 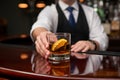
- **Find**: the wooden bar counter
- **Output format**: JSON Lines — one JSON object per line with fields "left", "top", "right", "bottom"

{"left": 0, "top": 36, "right": 120, "bottom": 80}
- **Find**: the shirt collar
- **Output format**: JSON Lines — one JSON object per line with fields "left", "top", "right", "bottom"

{"left": 58, "top": 0, "right": 79, "bottom": 11}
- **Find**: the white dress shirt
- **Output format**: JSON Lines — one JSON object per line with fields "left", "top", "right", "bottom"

{"left": 30, "top": 0, "right": 108, "bottom": 51}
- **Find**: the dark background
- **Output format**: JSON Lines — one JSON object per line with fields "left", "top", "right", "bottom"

{"left": 0, "top": 0, "right": 30, "bottom": 35}
{"left": 0, "top": 0, "right": 54, "bottom": 36}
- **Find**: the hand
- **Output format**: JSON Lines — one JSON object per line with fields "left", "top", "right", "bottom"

{"left": 71, "top": 40, "right": 95, "bottom": 52}
{"left": 35, "top": 31, "right": 51, "bottom": 58}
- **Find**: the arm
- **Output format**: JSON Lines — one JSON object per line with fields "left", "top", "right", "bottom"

{"left": 32, "top": 27, "right": 49, "bottom": 41}
{"left": 71, "top": 6, "right": 108, "bottom": 52}
{"left": 31, "top": 27, "right": 51, "bottom": 58}
{"left": 89, "top": 10, "right": 108, "bottom": 51}
{"left": 30, "top": 6, "right": 54, "bottom": 58}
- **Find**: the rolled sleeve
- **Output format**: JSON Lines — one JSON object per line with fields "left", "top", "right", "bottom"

{"left": 30, "top": 6, "right": 53, "bottom": 41}
{"left": 89, "top": 11, "right": 108, "bottom": 51}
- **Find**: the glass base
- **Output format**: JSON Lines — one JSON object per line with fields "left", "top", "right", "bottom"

{"left": 48, "top": 53, "right": 70, "bottom": 62}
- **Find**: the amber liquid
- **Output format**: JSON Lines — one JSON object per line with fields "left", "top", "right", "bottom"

{"left": 50, "top": 60, "right": 70, "bottom": 76}
{"left": 49, "top": 44, "right": 70, "bottom": 61}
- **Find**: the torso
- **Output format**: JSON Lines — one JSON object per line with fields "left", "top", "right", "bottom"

{"left": 56, "top": 3, "right": 90, "bottom": 44}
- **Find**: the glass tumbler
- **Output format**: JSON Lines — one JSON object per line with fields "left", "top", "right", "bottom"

{"left": 47, "top": 33, "right": 71, "bottom": 62}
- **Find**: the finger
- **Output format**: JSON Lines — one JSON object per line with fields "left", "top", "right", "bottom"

{"left": 71, "top": 41, "right": 82, "bottom": 49}
{"left": 71, "top": 43, "right": 84, "bottom": 52}
{"left": 82, "top": 45, "right": 89, "bottom": 52}
{"left": 39, "top": 40, "right": 50, "bottom": 58}
{"left": 39, "top": 38, "right": 49, "bottom": 57}
{"left": 40, "top": 32, "right": 49, "bottom": 48}
{"left": 36, "top": 37, "right": 48, "bottom": 57}
{"left": 76, "top": 45, "right": 85, "bottom": 52}
{"left": 35, "top": 41, "right": 41, "bottom": 54}
{"left": 71, "top": 43, "right": 79, "bottom": 52}
{"left": 71, "top": 44, "right": 75, "bottom": 48}
{"left": 52, "top": 33, "right": 58, "bottom": 41}
{"left": 35, "top": 41, "right": 45, "bottom": 57}
{"left": 48, "top": 33, "right": 57, "bottom": 44}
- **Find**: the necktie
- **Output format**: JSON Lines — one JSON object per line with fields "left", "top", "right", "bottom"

{"left": 66, "top": 7, "right": 75, "bottom": 27}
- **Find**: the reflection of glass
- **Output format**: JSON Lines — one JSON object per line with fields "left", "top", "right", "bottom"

{"left": 49, "top": 61, "right": 70, "bottom": 76}
{"left": 32, "top": 52, "right": 70, "bottom": 77}
{"left": 31, "top": 51, "right": 103, "bottom": 77}
{"left": 47, "top": 33, "right": 71, "bottom": 62}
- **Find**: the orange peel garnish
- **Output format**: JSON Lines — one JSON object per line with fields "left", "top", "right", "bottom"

{"left": 51, "top": 39, "right": 67, "bottom": 51}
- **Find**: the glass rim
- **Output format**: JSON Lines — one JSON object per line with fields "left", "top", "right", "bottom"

{"left": 54, "top": 32, "right": 71, "bottom": 35}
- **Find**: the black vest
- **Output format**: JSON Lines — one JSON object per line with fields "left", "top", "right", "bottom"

{"left": 56, "top": 3, "right": 89, "bottom": 44}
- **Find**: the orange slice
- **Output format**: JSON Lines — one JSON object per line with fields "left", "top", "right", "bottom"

{"left": 51, "top": 39, "right": 67, "bottom": 51}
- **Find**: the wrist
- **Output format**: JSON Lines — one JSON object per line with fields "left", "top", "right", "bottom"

{"left": 33, "top": 28, "right": 49, "bottom": 38}
{"left": 88, "top": 40, "right": 97, "bottom": 50}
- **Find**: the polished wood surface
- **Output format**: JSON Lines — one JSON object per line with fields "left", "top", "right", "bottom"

{"left": 108, "top": 38, "right": 120, "bottom": 52}
{"left": 0, "top": 38, "right": 120, "bottom": 80}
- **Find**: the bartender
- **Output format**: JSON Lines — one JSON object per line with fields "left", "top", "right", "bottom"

{"left": 30, "top": 0, "right": 108, "bottom": 58}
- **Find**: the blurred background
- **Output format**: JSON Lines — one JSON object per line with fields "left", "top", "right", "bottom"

{"left": 0, "top": 0, "right": 55, "bottom": 36}
{"left": 0, "top": 0, "right": 120, "bottom": 51}
{"left": 0, "top": 0, "right": 119, "bottom": 36}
